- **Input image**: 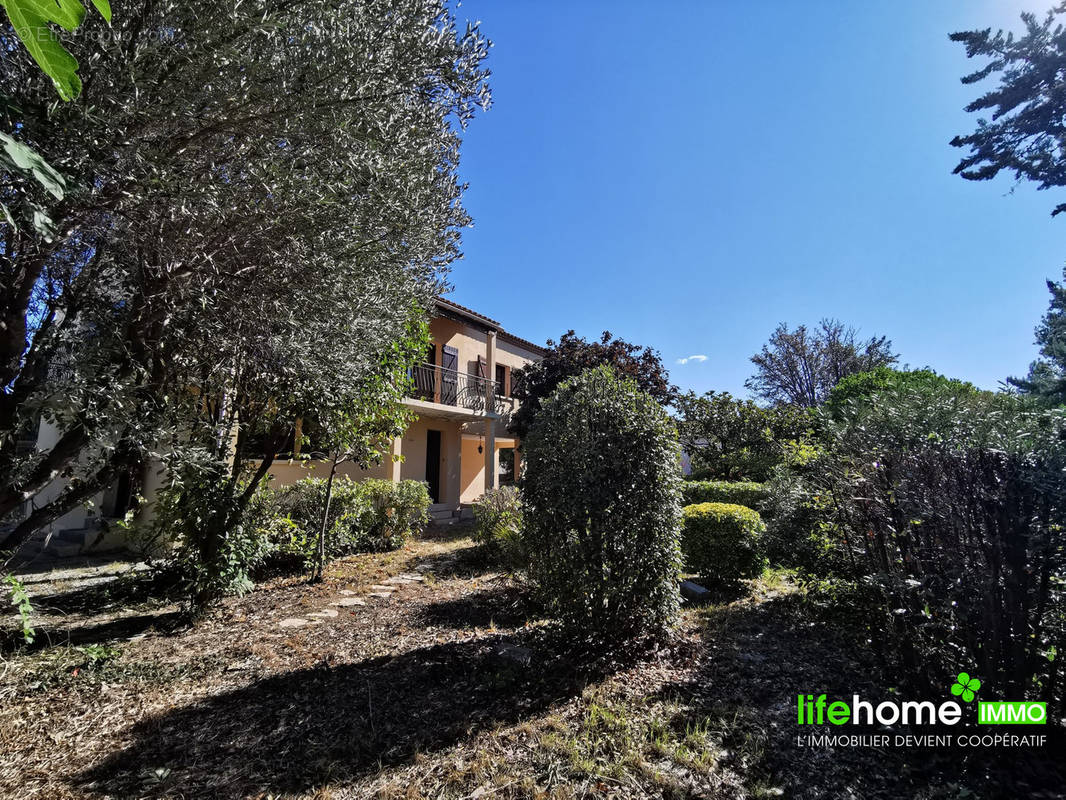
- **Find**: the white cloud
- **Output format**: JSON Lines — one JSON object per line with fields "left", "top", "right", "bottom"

{"left": 676, "top": 354, "right": 708, "bottom": 365}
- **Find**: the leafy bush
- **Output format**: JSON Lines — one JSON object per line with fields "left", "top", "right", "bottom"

{"left": 681, "top": 503, "right": 766, "bottom": 584}
{"left": 256, "top": 476, "right": 429, "bottom": 559}
{"left": 522, "top": 365, "right": 682, "bottom": 642}
{"left": 681, "top": 480, "right": 768, "bottom": 510}
{"left": 355, "top": 478, "right": 431, "bottom": 552}
{"left": 677, "top": 390, "right": 811, "bottom": 482}
{"left": 779, "top": 374, "right": 1066, "bottom": 707}
{"left": 146, "top": 475, "right": 430, "bottom": 594}
{"left": 472, "top": 486, "right": 525, "bottom": 568}
{"left": 143, "top": 475, "right": 276, "bottom": 603}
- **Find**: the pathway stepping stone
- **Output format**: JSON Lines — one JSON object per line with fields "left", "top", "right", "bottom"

{"left": 308, "top": 609, "right": 339, "bottom": 618}
{"left": 398, "top": 573, "right": 425, "bottom": 582}
{"left": 368, "top": 591, "right": 393, "bottom": 599}
{"left": 370, "top": 584, "right": 396, "bottom": 592}
{"left": 332, "top": 597, "right": 366, "bottom": 607}
{"left": 338, "top": 589, "right": 357, "bottom": 595}
{"left": 279, "top": 617, "right": 308, "bottom": 628}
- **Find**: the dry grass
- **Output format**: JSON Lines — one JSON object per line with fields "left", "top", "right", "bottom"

{"left": 1, "top": 549, "right": 1061, "bottom": 799}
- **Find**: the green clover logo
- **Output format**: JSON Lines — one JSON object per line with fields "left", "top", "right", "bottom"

{"left": 950, "top": 672, "right": 981, "bottom": 702}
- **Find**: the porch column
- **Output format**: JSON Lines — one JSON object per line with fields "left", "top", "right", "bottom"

{"left": 390, "top": 435, "right": 403, "bottom": 482}
{"left": 484, "top": 419, "right": 496, "bottom": 492}
{"left": 513, "top": 440, "right": 521, "bottom": 481}
{"left": 484, "top": 329, "right": 497, "bottom": 493}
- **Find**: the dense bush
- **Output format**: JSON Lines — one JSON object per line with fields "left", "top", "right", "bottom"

{"left": 676, "top": 390, "right": 811, "bottom": 482}
{"left": 681, "top": 503, "right": 766, "bottom": 584}
{"left": 522, "top": 365, "right": 682, "bottom": 642}
{"left": 140, "top": 476, "right": 276, "bottom": 602}
{"left": 681, "top": 480, "right": 768, "bottom": 510}
{"left": 258, "top": 477, "right": 429, "bottom": 559}
{"left": 472, "top": 486, "right": 525, "bottom": 569}
{"left": 150, "top": 476, "right": 431, "bottom": 590}
{"left": 774, "top": 372, "right": 1066, "bottom": 711}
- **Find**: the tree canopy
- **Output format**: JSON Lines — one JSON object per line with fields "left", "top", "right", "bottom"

{"left": 950, "top": 6, "right": 1066, "bottom": 216}
{"left": 508, "top": 330, "right": 677, "bottom": 440}
{"left": 745, "top": 319, "right": 898, "bottom": 408}
{"left": 0, "top": 0, "right": 491, "bottom": 569}
{"left": 1008, "top": 267, "right": 1066, "bottom": 404}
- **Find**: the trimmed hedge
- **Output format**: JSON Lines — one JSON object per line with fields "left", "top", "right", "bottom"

{"left": 681, "top": 480, "right": 769, "bottom": 509}
{"left": 682, "top": 502, "right": 766, "bottom": 584}
{"left": 523, "top": 364, "right": 683, "bottom": 641}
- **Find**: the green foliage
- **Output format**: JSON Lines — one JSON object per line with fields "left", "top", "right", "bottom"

{"left": 1, "top": 0, "right": 111, "bottom": 100}
{"left": 472, "top": 486, "right": 525, "bottom": 569}
{"left": 253, "top": 476, "right": 429, "bottom": 561}
{"left": 1008, "top": 267, "right": 1066, "bottom": 405}
{"left": 149, "top": 472, "right": 276, "bottom": 604}
{"left": 951, "top": 8, "right": 1066, "bottom": 216}
{"left": 677, "top": 390, "right": 811, "bottom": 482}
{"left": 681, "top": 503, "right": 767, "bottom": 584}
{"left": 147, "top": 474, "right": 430, "bottom": 598}
{"left": 4, "top": 573, "right": 34, "bottom": 643}
{"left": 355, "top": 478, "right": 431, "bottom": 552}
{"left": 522, "top": 365, "right": 683, "bottom": 642}
{"left": 509, "top": 331, "right": 678, "bottom": 440}
{"left": 680, "top": 480, "right": 769, "bottom": 510}
{"left": 0, "top": 0, "right": 490, "bottom": 569}
{"left": 772, "top": 372, "right": 1066, "bottom": 705}
{"left": 825, "top": 367, "right": 979, "bottom": 418}
{"left": 746, "top": 319, "right": 898, "bottom": 408}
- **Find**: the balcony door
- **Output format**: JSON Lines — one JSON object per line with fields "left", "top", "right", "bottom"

{"left": 440, "top": 345, "right": 459, "bottom": 405}
{"left": 425, "top": 429, "right": 442, "bottom": 503}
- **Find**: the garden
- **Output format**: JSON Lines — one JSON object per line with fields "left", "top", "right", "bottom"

{"left": 3, "top": 361, "right": 1064, "bottom": 798}
{"left": 3, "top": 1, "right": 1066, "bottom": 797}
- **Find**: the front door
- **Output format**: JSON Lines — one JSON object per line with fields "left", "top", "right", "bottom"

{"left": 425, "top": 429, "right": 442, "bottom": 503}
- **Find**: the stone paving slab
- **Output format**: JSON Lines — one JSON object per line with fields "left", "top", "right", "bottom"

{"left": 369, "top": 584, "right": 396, "bottom": 592}
{"left": 368, "top": 591, "right": 392, "bottom": 599}
{"left": 332, "top": 597, "right": 366, "bottom": 607}
{"left": 279, "top": 617, "right": 308, "bottom": 628}
{"left": 308, "top": 609, "right": 339, "bottom": 618}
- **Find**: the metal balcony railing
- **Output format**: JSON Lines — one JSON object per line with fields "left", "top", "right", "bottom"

{"left": 409, "top": 363, "right": 511, "bottom": 414}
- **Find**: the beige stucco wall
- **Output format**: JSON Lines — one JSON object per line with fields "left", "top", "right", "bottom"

{"left": 459, "top": 434, "right": 517, "bottom": 504}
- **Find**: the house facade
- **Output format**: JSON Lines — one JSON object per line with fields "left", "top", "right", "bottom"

{"left": 18, "top": 298, "right": 543, "bottom": 557}
{"left": 262, "top": 298, "right": 544, "bottom": 521}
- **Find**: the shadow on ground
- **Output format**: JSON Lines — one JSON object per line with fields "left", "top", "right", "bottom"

{"left": 79, "top": 631, "right": 600, "bottom": 798}
{"left": 660, "top": 592, "right": 1065, "bottom": 800}
{"left": 1, "top": 610, "right": 185, "bottom": 656}
{"left": 417, "top": 583, "right": 538, "bottom": 630}
{"left": 404, "top": 542, "right": 490, "bottom": 580}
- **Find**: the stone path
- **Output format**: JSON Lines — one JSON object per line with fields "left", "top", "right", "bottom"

{"left": 278, "top": 567, "right": 427, "bottom": 629}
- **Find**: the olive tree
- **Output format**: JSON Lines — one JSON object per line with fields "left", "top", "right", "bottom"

{"left": 521, "top": 365, "right": 682, "bottom": 643}
{"left": 0, "top": 1, "right": 490, "bottom": 589}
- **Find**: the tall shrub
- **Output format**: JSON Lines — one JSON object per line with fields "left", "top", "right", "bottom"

{"left": 779, "top": 376, "right": 1066, "bottom": 711}
{"left": 522, "top": 365, "right": 682, "bottom": 642}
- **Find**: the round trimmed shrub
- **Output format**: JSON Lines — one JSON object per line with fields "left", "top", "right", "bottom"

{"left": 522, "top": 364, "right": 682, "bottom": 641}
{"left": 682, "top": 502, "right": 767, "bottom": 584}
{"left": 681, "top": 480, "right": 769, "bottom": 510}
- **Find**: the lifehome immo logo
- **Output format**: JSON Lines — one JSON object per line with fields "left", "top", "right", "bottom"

{"left": 794, "top": 671, "right": 1047, "bottom": 749}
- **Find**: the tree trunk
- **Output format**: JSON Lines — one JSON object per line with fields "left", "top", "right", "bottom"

{"left": 312, "top": 453, "right": 340, "bottom": 583}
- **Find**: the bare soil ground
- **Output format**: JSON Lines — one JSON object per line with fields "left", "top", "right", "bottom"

{"left": 2, "top": 530, "right": 1061, "bottom": 799}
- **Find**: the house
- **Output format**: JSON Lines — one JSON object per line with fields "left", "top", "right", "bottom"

{"left": 17, "top": 298, "right": 543, "bottom": 557}
{"left": 259, "top": 298, "right": 544, "bottom": 522}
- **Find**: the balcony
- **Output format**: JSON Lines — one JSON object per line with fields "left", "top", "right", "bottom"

{"left": 407, "top": 363, "right": 515, "bottom": 417}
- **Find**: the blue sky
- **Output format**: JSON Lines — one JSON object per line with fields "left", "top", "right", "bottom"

{"left": 446, "top": 0, "right": 1064, "bottom": 397}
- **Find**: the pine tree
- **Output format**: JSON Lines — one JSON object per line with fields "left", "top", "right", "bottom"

{"left": 1009, "top": 269, "right": 1066, "bottom": 405}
